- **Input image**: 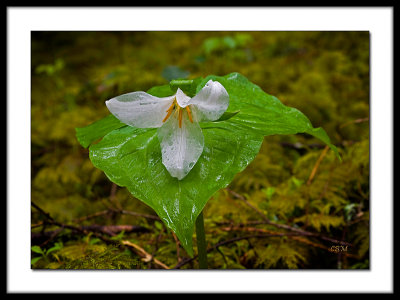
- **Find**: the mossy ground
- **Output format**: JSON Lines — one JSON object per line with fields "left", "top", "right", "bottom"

{"left": 31, "top": 31, "right": 369, "bottom": 269}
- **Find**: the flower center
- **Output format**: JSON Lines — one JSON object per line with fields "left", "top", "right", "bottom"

{"left": 162, "top": 97, "right": 193, "bottom": 128}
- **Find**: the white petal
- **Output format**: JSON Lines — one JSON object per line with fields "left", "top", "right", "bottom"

{"left": 106, "top": 92, "right": 175, "bottom": 128}
{"left": 157, "top": 112, "right": 204, "bottom": 180}
{"left": 175, "top": 88, "right": 191, "bottom": 108}
{"left": 188, "top": 80, "right": 229, "bottom": 121}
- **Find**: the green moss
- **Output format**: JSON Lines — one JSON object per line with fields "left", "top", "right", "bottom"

{"left": 31, "top": 31, "right": 369, "bottom": 269}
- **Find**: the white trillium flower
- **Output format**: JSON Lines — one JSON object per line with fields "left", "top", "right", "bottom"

{"left": 105, "top": 80, "right": 229, "bottom": 180}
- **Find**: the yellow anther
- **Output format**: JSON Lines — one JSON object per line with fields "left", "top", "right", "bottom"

{"left": 178, "top": 108, "right": 183, "bottom": 128}
{"left": 162, "top": 97, "right": 192, "bottom": 128}
{"left": 162, "top": 108, "right": 173, "bottom": 123}
{"left": 162, "top": 98, "right": 176, "bottom": 123}
{"left": 186, "top": 106, "right": 193, "bottom": 123}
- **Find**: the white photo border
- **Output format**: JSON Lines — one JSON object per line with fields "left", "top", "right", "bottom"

{"left": 7, "top": 7, "right": 393, "bottom": 293}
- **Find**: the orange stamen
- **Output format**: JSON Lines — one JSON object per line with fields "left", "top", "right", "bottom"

{"left": 178, "top": 108, "right": 183, "bottom": 128}
{"left": 162, "top": 100, "right": 176, "bottom": 123}
{"left": 162, "top": 107, "right": 173, "bottom": 123}
{"left": 186, "top": 106, "right": 193, "bottom": 123}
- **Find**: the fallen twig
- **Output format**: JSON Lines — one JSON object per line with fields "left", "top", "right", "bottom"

{"left": 73, "top": 208, "right": 161, "bottom": 224}
{"left": 31, "top": 201, "right": 169, "bottom": 269}
{"left": 226, "top": 188, "right": 352, "bottom": 247}
{"left": 307, "top": 145, "right": 329, "bottom": 185}
{"left": 173, "top": 232, "right": 302, "bottom": 269}
{"left": 121, "top": 240, "right": 169, "bottom": 269}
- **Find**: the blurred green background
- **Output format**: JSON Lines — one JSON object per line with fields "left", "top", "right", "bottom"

{"left": 31, "top": 31, "right": 369, "bottom": 269}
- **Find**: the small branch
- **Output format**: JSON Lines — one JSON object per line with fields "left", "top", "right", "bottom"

{"left": 31, "top": 202, "right": 54, "bottom": 222}
{"left": 173, "top": 232, "right": 302, "bottom": 269}
{"left": 217, "top": 225, "right": 360, "bottom": 259}
{"left": 33, "top": 221, "right": 150, "bottom": 236}
{"left": 339, "top": 117, "right": 369, "bottom": 129}
{"left": 32, "top": 214, "right": 112, "bottom": 244}
{"left": 109, "top": 183, "right": 122, "bottom": 210}
{"left": 171, "top": 231, "right": 182, "bottom": 263}
{"left": 307, "top": 145, "right": 329, "bottom": 185}
{"left": 31, "top": 201, "right": 170, "bottom": 269}
{"left": 31, "top": 221, "right": 45, "bottom": 229}
{"left": 304, "top": 145, "right": 329, "bottom": 227}
{"left": 121, "top": 240, "right": 169, "bottom": 269}
{"left": 219, "top": 226, "right": 288, "bottom": 234}
{"left": 226, "top": 189, "right": 352, "bottom": 247}
{"left": 36, "top": 228, "right": 63, "bottom": 248}
{"left": 118, "top": 209, "right": 161, "bottom": 221}
{"left": 73, "top": 210, "right": 110, "bottom": 223}
{"left": 73, "top": 208, "right": 161, "bottom": 224}
{"left": 80, "top": 224, "right": 151, "bottom": 236}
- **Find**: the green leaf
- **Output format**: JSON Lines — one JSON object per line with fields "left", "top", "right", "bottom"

{"left": 146, "top": 84, "right": 174, "bottom": 98}
{"left": 110, "top": 230, "right": 126, "bottom": 241}
{"left": 197, "top": 73, "right": 340, "bottom": 160}
{"left": 169, "top": 77, "right": 203, "bottom": 97}
{"left": 89, "top": 237, "right": 102, "bottom": 245}
{"left": 89, "top": 125, "right": 263, "bottom": 256}
{"left": 264, "top": 187, "right": 276, "bottom": 200}
{"left": 305, "top": 127, "right": 341, "bottom": 161}
{"left": 31, "top": 245, "right": 44, "bottom": 255}
{"left": 291, "top": 177, "right": 304, "bottom": 188}
{"left": 77, "top": 72, "right": 340, "bottom": 256}
{"left": 214, "top": 110, "right": 240, "bottom": 122}
{"left": 46, "top": 242, "right": 63, "bottom": 255}
{"left": 75, "top": 114, "right": 126, "bottom": 148}
{"left": 31, "top": 257, "right": 42, "bottom": 265}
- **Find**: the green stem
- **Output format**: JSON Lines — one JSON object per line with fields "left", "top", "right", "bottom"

{"left": 195, "top": 210, "right": 208, "bottom": 269}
